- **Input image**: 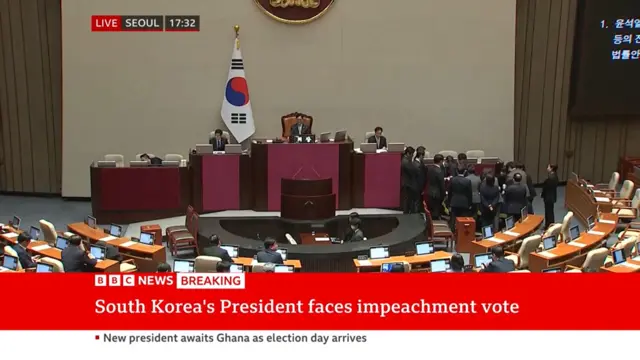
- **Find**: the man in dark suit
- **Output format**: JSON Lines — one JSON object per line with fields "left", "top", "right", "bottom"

{"left": 367, "top": 126, "right": 387, "bottom": 150}
{"left": 13, "top": 233, "right": 37, "bottom": 269}
{"left": 216, "top": 261, "right": 232, "bottom": 273}
{"left": 256, "top": 237, "right": 284, "bottom": 264}
{"left": 427, "top": 154, "right": 446, "bottom": 219}
{"left": 61, "top": 235, "right": 97, "bottom": 272}
{"left": 202, "top": 235, "right": 233, "bottom": 263}
{"left": 344, "top": 217, "right": 365, "bottom": 242}
{"left": 449, "top": 170, "right": 473, "bottom": 229}
{"left": 343, "top": 212, "right": 360, "bottom": 241}
{"left": 542, "top": 164, "right": 559, "bottom": 228}
{"left": 140, "top": 153, "right": 162, "bottom": 165}
{"left": 481, "top": 246, "right": 515, "bottom": 273}
{"left": 504, "top": 173, "right": 528, "bottom": 221}
{"left": 466, "top": 166, "right": 482, "bottom": 223}
{"left": 209, "top": 129, "right": 228, "bottom": 151}
{"left": 401, "top": 147, "right": 420, "bottom": 213}
{"left": 290, "top": 114, "right": 310, "bottom": 136}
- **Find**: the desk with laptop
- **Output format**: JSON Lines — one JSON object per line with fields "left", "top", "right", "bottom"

{"left": 353, "top": 242, "right": 453, "bottom": 272}
{"left": 601, "top": 247, "right": 640, "bottom": 273}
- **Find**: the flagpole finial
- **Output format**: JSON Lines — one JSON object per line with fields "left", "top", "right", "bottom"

{"left": 234, "top": 25, "right": 240, "bottom": 36}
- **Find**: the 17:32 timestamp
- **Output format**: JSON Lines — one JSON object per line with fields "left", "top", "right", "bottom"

{"left": 165, "top": 15, "right": 200, "bottom": 32}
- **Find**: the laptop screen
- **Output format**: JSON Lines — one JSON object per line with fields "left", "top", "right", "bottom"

{"left": 274, "top": 265, "right": 294, "bottom": 273}
{"left": 221, "top": 245, "right": 239, "bottom": 258}
{"left": 2, "top": 255, "right": 18, "bottom": 270}
{"left": 55, "top": 236, "right": 68, "bottom": 250}
{"left": 36, "top": 263, "right": 54, "bottom": 273}
{"left": 569, "top": 226, "right": 581, "bottom": 241}
{"left": 12, "top": 216, "right": 20, "bottom": 229}
{"left": 430, "top": 259, "right": 450, "bottom": 273}
{"left": 415, "top": 241, "right": 434, "bottom": 255}
{"left": 587, "top": 216, "right": 595, "bottom": 230}
{"left": 474, "top": 253, "right": 492, "bottom": 268}
{"left": 482, "top": 226, "right": 493, "bottom": 239}
{"left": 369, "top": 246, "right": 389, "bottom": 259}
{"left": 381, "top": 262, "right": 404, "bottom": 273}
{"left": 229, "top": 263, "right": 244, "bottom": 273}
{"left": 520, "top": 207, "right": 528, "bottom": 222}
{"left": 139, "top": 232, "right": 154, "bottom": 245}
{"left": 90, "top": 246, "right": 106, "bottom": 260}
{"left": 29, "top": 226, "right": 40, "bottom": 240}
{"left": 109, "top": 224, "right": 122, "bottom": 237}
{"left": 86, "top": 216, "right": 97, "bottom": 228}
{"left": 276, "top": 248, "right": 287, "bottom": 261}
{"left": 542, "top": 236, "right": 557, "bottom": 250}
{"left": 174, "top": 260, "right": 195, "bottom": 273}
{"left": 542, "top": 267, "right": 562, "bottom": 273}
{"left": 612, "top": 249, "right": 626, "bottom": 264}
{"left": 505, "top": 217, "right": 514, "bottom": 230}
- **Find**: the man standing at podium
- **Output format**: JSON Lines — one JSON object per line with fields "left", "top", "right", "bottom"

{"left": 290, "top": 114, "right": 310, "bottom": 136}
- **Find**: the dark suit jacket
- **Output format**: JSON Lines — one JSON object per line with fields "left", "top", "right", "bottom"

{"left": 13, "top": 245, "right": 35, "bottom": 269}
{"left": 449, "top": 176, "right": 473, "bottom": 209}
{"left": 542, "top": 172, "right": 559, "bottom": 204}
{"left": 209, "top": 137, "right": 228, "bottom": 151}
{"left": 367, "top": 135, "right": 387, "bottom": 149}
{"left": 426, "top": 165, "right": 446, "bottom": 199}
{"left": 479, "top": 182, "right": 501, "bottom": 210}
{"left": 256, "top": 249, "right": 284, "bottom": 264}
{"left": 401, "top": 157, "right": 420, "bottom": 192}
{"left": 414, "top": 158, "right": 428, "bottom": 191}
{"left": 506, "top": 169, "right": 530, "bottom": 197}
{"left": 481, "top": 257, "right": 515, "bottom": 273}
{"left": 290, "top": 123, "right": 310, "bottom": 136}
{"left": 202, "top": 246, "right": 233, "bottom": 263}
{"left": 344, "top": 228, "right": 364, "bottom": 242}
{"left": 61, "top": 245, "right": 97, "bottom": 273}
{"left": 466, "top": 174, "right": 482, "bottom": 204}
{"left": 504, "top": 183, "right": 528, "bottom": 215}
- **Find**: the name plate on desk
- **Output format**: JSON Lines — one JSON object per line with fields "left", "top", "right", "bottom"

{"left": 484, "top": 237, "right": 505, "bottom": 243}
{"left": 620, "top": 262, "right": 640, "bottom": 269}
{"left": 567, "top": 242, "right": 586, "bottom": 248}
{"left": 537, "top": 251, "right": 556, "bottom": 258}
{"left": 587, "top": 230, "right": 605, "bottom": 236}
{"left": 503, "top": 231, "right": 520, "bottom": 237}
{"left": 595, "top": 197, "right": 610, "bottom": 202}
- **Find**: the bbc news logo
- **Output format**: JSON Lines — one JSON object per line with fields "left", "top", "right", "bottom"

{"left": 95, "top": 274, "right": 135, "bottom": 287}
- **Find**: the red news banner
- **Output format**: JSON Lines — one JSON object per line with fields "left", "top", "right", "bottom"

{"left": 0, "top": 273, "right": 635, "bottom": 331}
{"left": 91, "top": 15, "right": 201, "bottom": 32}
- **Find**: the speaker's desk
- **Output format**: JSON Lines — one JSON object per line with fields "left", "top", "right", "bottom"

{"left": 565, "top": 179, "right": 614, "bottom": 227}
{"left": 353, "top": 251, "right": 452, "bottom": 272}
{"left": 528, "top": 213, "right": 617, "bottom": 272}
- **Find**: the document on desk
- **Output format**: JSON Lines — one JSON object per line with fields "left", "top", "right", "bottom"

{"left": 503, "top": 231, "right": 520, "bottom": 237}
{"left": 314, "top": 237, "right": 330, "bottom": 242}
{"left": 586, "top": 184, "right": 594, "bottom": 188}
{"left": 537, "top": 251, "right": 556, "bottom": 258}
{"left": 31, "top": 244, "right": 51, "bottom": 251}
{"left": 484, "top": 237, "right": 504, "bottom": 243}
{"left": 598, "top": 219, "right": 616, "bottom": 224}
{"left": 2, "top": 232, "right": 18, "bottom": 238}
{"left": 358, "top": 260, "right": 372, "bottom": 266}
{"left": 587, "top": 230, "right": 605, "bottom": 236}
{"left": 620, "top": 262, "right": 640, "bottom": 269}
{"left": 99, "top": 235, "right": 117, "bottom": 241}
{"left": 567, "top": 242, "right": 586, "bottom": 248}
{"left": 120, "top": 241, "right": 136, "bottom": 247}
{"left": 595, "top": 197, "right": 610, "bottom": 203}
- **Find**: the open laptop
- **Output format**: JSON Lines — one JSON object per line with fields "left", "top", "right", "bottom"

{"left": 369, "top": 246, "right": 390, "bottom": 260}
{"left": 1, "top": 255, "right": 18, "bottom": 271}
{"left": 334, "top": 130, "right": 347, "bottom": 142}
{"left": 139, "top": 232, "right": 154, "bottom": 245}
{"left": 290, "top": 135, "right": 316, "bottom": 144}
{"left": 319, "top": 132, "right": 331, "bottom": 143}
{"left": 274, "top": 265, "right": 295, "bottom": 273}
{"left": 29, "top": 226, "right": 40, "bottom": 240}
{"left": 474, "top": 252, "right": 492, "bottom": 268}
{"left": 55, "top": 236, "right": 68, "bottom": 250}
{"left": 430, "top": 259, "right": 451, "bottom": 273}
{"left": 225, "top": 144, "right": 242, "bottom": 154}
{"left": 174, "top": 259, "right": 195, "bottom": 273}
{"left": 229, "top": 263, "right": 244, "bottom": 273}
{"left": 542, "top": 236, "right": 557, "bottom": 251}
{"left": 360, "top": 143, "right": 377, "bottom": 153}
{"left": 90, "top": 245, "right": 107, "bottom": 261}
{"left": 520, "top": 207, "right": 528, "bottom": 222}
{"left": 196, "top": 144, "right": 214, "bottom": 154}
{"left": 482, "top": 225, "right": 494, "bottom": 239}
{"left": 612, "top": 249, "right": 626, "bottom": 265}
{"left": 11, "top": 215, "right": 21, "bottom": 229}
{"left": 381, "top": 262, "right": 404, "bottom": 273}
{"left": 86, "top": 215, "right": 97, "bottom": 228}
{"left": 276, "top": 248, "right": 288, "bottom": 261}
{"left": 387, "top": 143, "right": 405, "bottom": 153}
{"left": 569, "top": 225, "right": 581, "bottom": 242}
{"left": 542, "top": 267, "right": 562, "bottom": 273}
{"left": 36, "top": 263, "right": 54, "bottom": 273}
{"left": 587, "top": 215, "right": 596, "bottom": 230}
{"left": 221, "top": 245, "right": 239, "bottom": 258}
{"left": 415, "top": 241, "right": 435, "bottom": 255}
{"left": 505, "top": 217, "right": 515, "bottom": 231}
{"left": 109, "top": 224, "right": 123, "bottom": 237}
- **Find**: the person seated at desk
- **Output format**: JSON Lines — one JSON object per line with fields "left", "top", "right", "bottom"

{"left": 96, "top": 239, "right": 122, "bottom": 262}
{"left": 202, "top": 235, "right": 233, "bottom": 263}
{"left": 447, "top": 253, "right": 465, "bottom": 273}
{"left": 480, "top": 246, "right": 515, "bottom": 273}
{"left": 157, "top": 263, "right": 171, "bottom": 272}
{"left": 216, "top": 261, "right": 232, "bottom": 273}
{"left": 61, "top": 235, "right": 97, "bottom": 273}
{"left": 14, "top": 233, "right": 37, "bottom": 269}
{"left": 504, "top": 173, "right": 528, "bottom": 221}
{"left": 256, "top": 237, "right": 283, "bottom": 264}
{"left": 344, "top": 217, "right": 365, "bottom": 242}
{"left": 367, "top": 126, "right": 387, "bottom": 150}
{"left": 290, "top": 114, "right": 310, "bottom": 136}
{"left": 210, "top": 129, "right": 228, "bottom": 151}
{"left": 343, "top": 212, "right": 360, "bottom": 239}
{"left": 140, "top": 153, "right": 162, "bottom": 165}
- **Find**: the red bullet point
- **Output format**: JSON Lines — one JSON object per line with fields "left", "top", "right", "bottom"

{"left": 95, "top": 335, "right": 100, "bottom": 340}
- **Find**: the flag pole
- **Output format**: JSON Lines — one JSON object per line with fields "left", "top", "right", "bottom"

{"left": 234, "top": 25, "right": 240, "bottom": 49}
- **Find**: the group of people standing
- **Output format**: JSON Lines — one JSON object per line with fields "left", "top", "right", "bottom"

{"left": 401, "top": 149, "right": 560, "bottom": 231}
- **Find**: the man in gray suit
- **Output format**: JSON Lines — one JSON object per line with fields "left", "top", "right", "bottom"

{"left": 465, "top": 165, "right": 482, "bottom": 228}
{"left": 506, "top": 162, "right": 530, "bottom": 197}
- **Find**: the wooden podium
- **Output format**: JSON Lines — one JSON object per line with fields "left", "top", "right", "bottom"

{"left": 455, "top": 217, "right": 477, "bottom": 254}
{"left": 280, "top": 178, "right": 336, "bottom": 220}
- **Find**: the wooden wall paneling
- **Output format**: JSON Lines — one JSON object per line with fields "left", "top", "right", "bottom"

{"left": 45, "top": 0, "right": 62, "bottom": 192}
{"left": 601, "top": 119, "right": 625, "bottom": 180}
{"left": 513, "top": 0, "right": 529, "bottom": 159}
{"left": 0, "top": 0, "right": 10, "bottom": 191}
